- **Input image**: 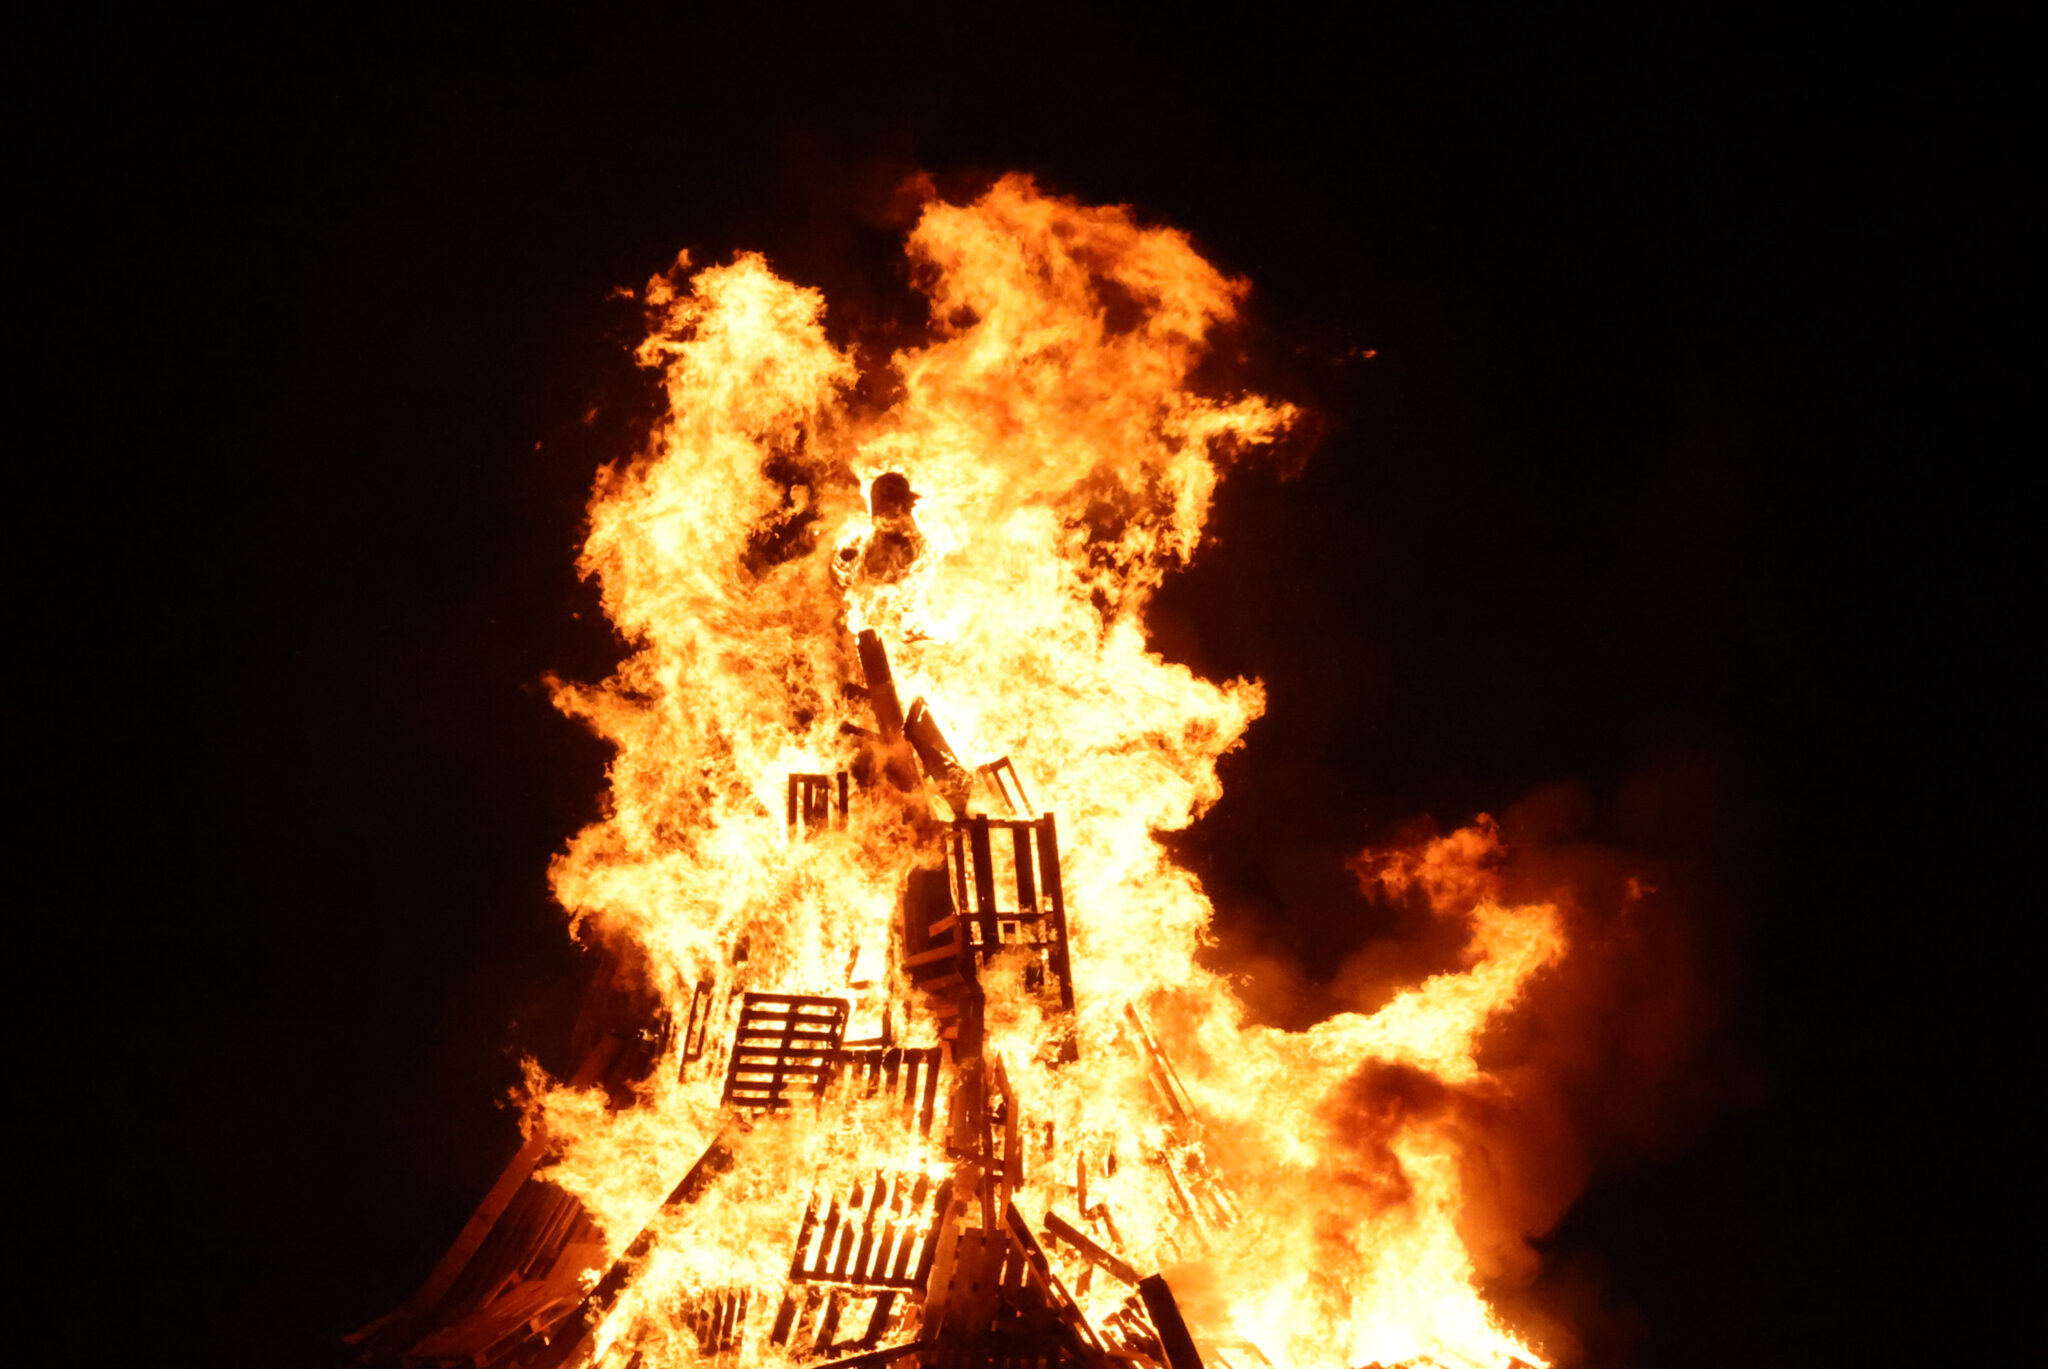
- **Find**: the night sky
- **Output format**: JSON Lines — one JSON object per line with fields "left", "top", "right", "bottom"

{"left": 28, "top": 10, "right": 2031, "bottom": 1368}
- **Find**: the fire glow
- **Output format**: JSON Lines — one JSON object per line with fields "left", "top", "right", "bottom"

{"left": 362, "top": 175, "right": 1578, "bottom": 1369}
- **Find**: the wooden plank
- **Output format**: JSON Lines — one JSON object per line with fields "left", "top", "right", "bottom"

{"left": 818, "top": 1198, "right": 845, "bottom": 1275}
{"left": 993, "top": 1055, "right": 1022, "bottom": 1207}
{"left": 789, "top": 1193, "right": 825, "bottom": 1280}
{"left": 1011, "top": 820, "right": 1038, "bottom": 913}
{"left": 815, "top": 1289, "right": 848, "bottom": 1353}
{"left": 680, "top": 978, "right": 713, "bottom": 1067}
{"left": 809, "top": 1340, "right": 931, "bottom": 1369}
{"left": 1123, "top": 1005, "right": 1191, "bottom": 1121}
{"left": 912, "top": 1179, "right": 953, "bottom": 1291}
{"left": 856, "top": 1290, "right": 899, "bottom": 1352}
{"left": 917, "top": 1049, "right": 941, "bottom": 1136}
{"left": 770, "top": 1290, "right": 800, "bottom": 1345}
{"left": 851, "top": 1176, "right": 885, "bottom": 1279}
{"left": 856, "top": 630, "right": 906, "bottom": 740}
{"left": 1038, "top": 814, "right": 1076, "bottom": 1018}
{"left": 1042, "top": 1211, "right": 1138, "bottom": 1287}
{"left": 1137, "top": 1277, "right": 1207, "bottom": 1369}
{"left": 968, "top": 817, "right": 999, "bottom": 953}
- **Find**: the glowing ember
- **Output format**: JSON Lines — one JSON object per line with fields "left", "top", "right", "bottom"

{"left": 386, "top": 175, "right": 1580, "bottom": 1369}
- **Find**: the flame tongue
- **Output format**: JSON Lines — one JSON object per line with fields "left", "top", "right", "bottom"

{"left": 521, "top": 175, "right": 1559, "bottom": 1369}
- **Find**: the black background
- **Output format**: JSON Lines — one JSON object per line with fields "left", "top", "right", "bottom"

{"left": 25, "top": 8, "right": 2033, "bottom": 1368}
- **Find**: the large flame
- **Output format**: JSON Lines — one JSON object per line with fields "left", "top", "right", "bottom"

{"left": 521, "top": 174, "right": 1565, "bottom": 1369}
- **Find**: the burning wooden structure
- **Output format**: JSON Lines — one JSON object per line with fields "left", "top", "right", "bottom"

{"left": 352, "top": 177, "right": 1567, "bottom": 1369}
{"left": 353, "top": 628, "right": 1248, "bottom": 1369}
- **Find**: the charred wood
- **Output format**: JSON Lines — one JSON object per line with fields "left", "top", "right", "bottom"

{"left": 1135, "top": 1277, "right": 1205, "bottom": 1369}
{"left": 853, "top": 631, "right": 922, "bottom": 793}
{"left": 676, "top": 977, "right": 714, "bottom": 1076}
{"left": 787, "top": 1173, "right": 950, "bottom": 1291}
{"left": 1004, "top": 1201, "right": 1106, "bottom": 1358}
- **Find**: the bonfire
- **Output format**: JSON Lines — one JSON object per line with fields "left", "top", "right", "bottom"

{"left": 353, "top": 175, "right": 1563, "bottom": 1369}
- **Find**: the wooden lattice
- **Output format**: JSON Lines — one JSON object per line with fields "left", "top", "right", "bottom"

{"left": 721, "top": 994, "right": 849, "bottom": 1111}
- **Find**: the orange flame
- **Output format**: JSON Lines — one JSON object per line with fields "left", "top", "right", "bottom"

{"left": 520, "top": 175, "right": 1566, "bottom": 1369}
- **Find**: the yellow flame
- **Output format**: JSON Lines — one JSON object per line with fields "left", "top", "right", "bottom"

{"left": 521, "top": 174, "right": 1564, "bottom": 1369}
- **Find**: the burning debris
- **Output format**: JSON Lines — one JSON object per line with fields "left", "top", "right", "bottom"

{"left": 354, "top": 176, "right": 1566, "bottom": 1369}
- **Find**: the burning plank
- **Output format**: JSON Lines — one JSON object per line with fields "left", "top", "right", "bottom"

{"left": 856, "top": 629, "right": 906, "bottom": 741}
{"left": 1041, "top": 1211, "right": 1139, "bottom": 1288}
{"left": 810, "top": 1340, "right": 934, "bottom": 1368}
{"left": 904, "top": 699, "right": 973, "bottom": 813}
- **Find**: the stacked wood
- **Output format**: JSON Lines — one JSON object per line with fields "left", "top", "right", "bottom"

{"left": 944, "top": 815, "right": 1075, "bottom": 1018}
{"left": 900, "top": 813, "right": 1075, "bottom": 1058}
{"left": 357, "top": 630, "right": 1234, "bottom": 1369}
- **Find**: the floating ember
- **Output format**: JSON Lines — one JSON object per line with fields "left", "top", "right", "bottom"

{"left": 355, "top": 175, "right": 1570, "bottom": 1369}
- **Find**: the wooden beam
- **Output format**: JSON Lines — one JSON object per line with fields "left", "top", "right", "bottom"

{"left": 1042, "top": 1210, "right": 1139, "bottom": 1287}
{"left": 1137, "top": 1276, "right": 1206, "bottom": 1369}
{"left": 856, "top": 630, "right": 905, "bottom": 740}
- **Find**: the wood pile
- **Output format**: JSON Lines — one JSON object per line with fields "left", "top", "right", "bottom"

{"left": 353, "top": 633, "right": 1243, "bottom": 1369}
